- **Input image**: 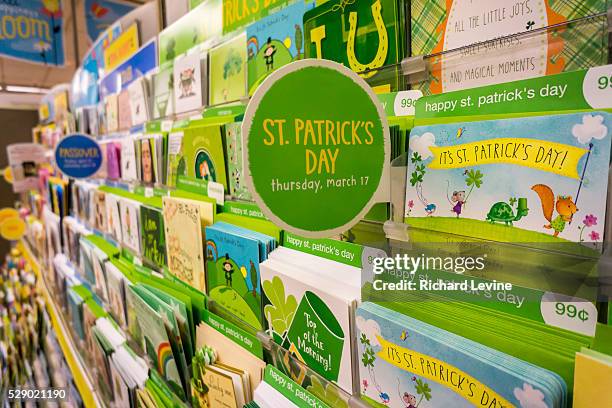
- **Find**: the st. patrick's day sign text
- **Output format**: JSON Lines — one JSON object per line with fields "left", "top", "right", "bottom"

{"left": 243, "top": 60, "right": 389, "bottom": 238}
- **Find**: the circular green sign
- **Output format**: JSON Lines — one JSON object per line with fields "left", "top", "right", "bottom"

{"left": 243, "top": 59, "right": 389, "bottom": 238}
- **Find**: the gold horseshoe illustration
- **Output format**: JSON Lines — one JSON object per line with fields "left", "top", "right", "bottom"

{"left": 346, "top": 0, "right": 388, "bottom": 78}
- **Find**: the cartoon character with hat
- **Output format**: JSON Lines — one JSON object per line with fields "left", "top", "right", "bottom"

{"left": 223, "top": 254, "right": 234, "bottom": 287}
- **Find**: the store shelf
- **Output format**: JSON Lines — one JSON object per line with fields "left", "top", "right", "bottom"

{"left": 19, "top": 240, "right": 104, "bottom": 408}
{"left": 207, "top": 300, "right": 373, "bottom": 408}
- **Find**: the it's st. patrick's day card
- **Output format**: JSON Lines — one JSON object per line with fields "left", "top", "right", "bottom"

{"left": 356, "top": 302, "right": 565, "bottom": 407}
{"left": 404, "top": 112, "right": 611, "bottom": 248}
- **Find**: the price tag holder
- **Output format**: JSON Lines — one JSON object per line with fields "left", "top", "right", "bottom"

{"left": 415, "top": 64, "right": 612, "bottom": 120}
{"left": 361, "top": 263, "right": 598, "bottom": 337}
{"left": 283, "top": 232, "right": 385, "bottom": 275}
{"left": 377, "top": 90, "right": 423, "bottom": 117}
{"left": 161, "top": 120, "right": 173, "bottom": 132}
{"left": 207, "top": 181, "right": 225, "bottom": 205}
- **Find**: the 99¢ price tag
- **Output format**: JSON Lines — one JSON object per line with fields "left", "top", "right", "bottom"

{"left": 393, "top": 90, "right": 423, "bottom": 116}
{"left": 540, "top": 292, "right": 597, "bottom": 336}
{"left": 583, "top": 65, "right": 612, "bottom": 109}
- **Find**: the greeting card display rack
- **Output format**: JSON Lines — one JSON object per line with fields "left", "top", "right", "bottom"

{"left": 25, "top": 5, "right": 612, "bottom": 408}
{"left": 19, "top": 240, "right": 104, "bottom": 408}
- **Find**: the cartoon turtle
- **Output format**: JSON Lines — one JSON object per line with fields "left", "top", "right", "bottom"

{"left": 486, "top": 198, "right": 528, "bottom": 226}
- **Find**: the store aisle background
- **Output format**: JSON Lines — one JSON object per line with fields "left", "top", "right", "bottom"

{"left": 0, "top": 108, "right": 39, "bottom": 254}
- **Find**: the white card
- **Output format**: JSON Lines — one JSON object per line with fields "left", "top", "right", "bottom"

{"left": 128, "top": 77, "right": 150, "bottom": 125}
{"left": 174, "top": 51, "right": 205, "bottom": 114}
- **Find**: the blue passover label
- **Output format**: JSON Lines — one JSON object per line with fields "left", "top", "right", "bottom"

{"left": 54, "top": 134, "right": 102, "bottom": 178}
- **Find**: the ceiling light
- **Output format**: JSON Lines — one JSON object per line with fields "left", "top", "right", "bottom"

{"left": 5, "top": 85, "right": 48, "bottom": 94}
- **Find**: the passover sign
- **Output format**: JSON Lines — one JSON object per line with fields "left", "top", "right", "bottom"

{"left": 54, "top": 134, "right": 102, "bottom": 179}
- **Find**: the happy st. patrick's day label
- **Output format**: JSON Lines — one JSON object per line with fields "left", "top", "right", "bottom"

{"left": 242, "top": 59, "right": 390, "bottom": 238}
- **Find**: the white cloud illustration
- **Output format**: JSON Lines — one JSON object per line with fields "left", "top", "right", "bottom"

{"left": 513, "top": 383, "right": 547, "bottom": 408}
{"left": 571, "top": 114, "right": 608, "bottom": 144}
{"left": 356, "top": 316, "right": 382, "bottom": 347}
{"left": 409, "top": 132, "right": 437, "bottom": 159}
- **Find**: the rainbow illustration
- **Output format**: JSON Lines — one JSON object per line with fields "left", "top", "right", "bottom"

{"left": 247, "top": 36, "right": 259, "bottom": 59}
{"left": 206, "top": 240, "right": 218, "bottom": 261}
{"left": 157, "top": 342, "right": 173, "bottom": 376}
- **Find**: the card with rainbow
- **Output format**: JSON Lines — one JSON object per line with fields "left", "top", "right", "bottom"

{"left": 126, "top": 283, "right": 187, "bottom": 400}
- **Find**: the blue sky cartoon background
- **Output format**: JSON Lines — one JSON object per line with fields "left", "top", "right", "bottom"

{"left": 246, "top": 0, "right": 311, "bottom": 58}
{"left": 206, "top": 226, "right": 261, "bottom": 293}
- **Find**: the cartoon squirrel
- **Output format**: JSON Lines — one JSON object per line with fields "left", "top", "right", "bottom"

{"left": 531, "top": 184, "right": 578, "bottom": 237}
